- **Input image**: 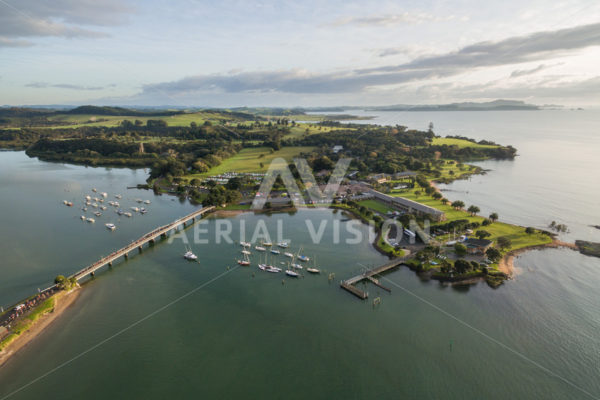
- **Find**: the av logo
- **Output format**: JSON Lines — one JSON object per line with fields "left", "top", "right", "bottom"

{"left": 251, "top": 157, "right": 352, "bottom": 210}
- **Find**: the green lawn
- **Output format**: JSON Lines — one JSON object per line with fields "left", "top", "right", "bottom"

{"left": 188, "top": 146, "right": 316, "bottom": 178}
{"left": 431, "top": 137, "right": 499, "bottom": 149}
{"left": 358, "top": 199, "right": 396, "bottom": 214}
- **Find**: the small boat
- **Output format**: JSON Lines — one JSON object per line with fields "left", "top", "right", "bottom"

{"left": 94, "top": 211, "right": 102, "bottom": 217}
{"left": 100, "top": 206, "right": 107, "bottom": 210}
{"left": 270, "top": 249, "right": 280, "bottom": 255}
{"left": 98, "top": 198, "right": 104, "bottom": 203}
{"left": 108, "top": 201, "right": 115, "bottom": 206}
{"left": 240, "top": 241, "right": 251, "bottom": 248}
{"left": 284, "top": 252, "right": 294, "bottom": 258}
{"left": 277, "top": 242, "right": 289, "bottom": 248}
{"left": 92, "top": 188, "right": 97, "bottom": 192}
{"left": 285, "top": 270, "right": 299, "bottom": 277}
{"left": 241, "top": 250, "right": 251, "bottom": 255}
{"left": 101, "top": 192, "right": 107, "bottom": 198}
{"left": 115, "top": 194, "right": 122, "bottom": 199}
{"left": 255, "top": 246, "right": 266, "bottom": 252}
{"left": 113, "top": 202, "right": 120, "bottom": 207}
{"left": 258, "top": 264, "right": 268, "bottom": 271}
{"left": 105, "top": 223, "right": 116, "bottom": 230}
{"left": 237, "top": 259, "right": 250, "bottom": 266}
{"left": 291, "top": 263, "right": 303, "bottom": 270}
{"left": 93, "top": 197, "right": 99, "bottom": 202}
{"left": 117, "top": 209, "right": 124, "bottom": 215}
{"left": 307, "top": 267, "right": 320, "bottom": 274}
{"left": 184, "top": 250, "right": 198, "bottom": 261}
{"left": 86, "top": 217, "right": 95, "bottom": 223}
{"left": 131, "top": 206, "right": 139, "bottom": 212}
{"left": 266, "top": 266, "right": 281, "bottom": 273}
{"left": 82, "top": 207, "right": 87, "bottom": 211}
{"left": 135, "top": 198, "right": 143, "bottom": 203}
{"left": 92, "top": 203, "right": 98, "bottom": 208}
{"left": 140, "top": 208, "right": 148, "bottom": 214}
{"left": 80, "top": 215, "right": 86, "bottom": 220}
{"left": 85, "top": 195, "right": 91, "bottom": 201}
{"left": 262, "top": 241, "right": 273, "bottom": 247}
{"left": 144, "top": 200, "right": 151, "bottom": 204}
{"left": 124, "top": 212, "right": 132, "bottom": 217}
{"left": 297, "top": 255, "right": 310, "bottom": 262}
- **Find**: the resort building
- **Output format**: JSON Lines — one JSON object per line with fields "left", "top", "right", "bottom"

{"left": 367, "top": 190, "right": 446, "bottom": 221}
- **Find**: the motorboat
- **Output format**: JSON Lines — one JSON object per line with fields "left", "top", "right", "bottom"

{"left": 270, "top": 249, "right": 280, "bottom": 255}
{"left": 284, "top": 252, "right": 294, "bottom": 258}
{"left": 184, "top": 250, "right": 198, "bottom": 261}
{"left": 94, "top": 211, "right": 102, "bottom": 217}
{"left": 86, "top": 217, "right": 95, "bottom": 223}
{"left": 285, "top": 270, "right": 299, "bottom": 277}
{"left": 277, "top": 242, "right": 289, "bottom": 248}
{"left": 105, "top": 223, "right": 116, "bottom": 230}
{"left": 255, "top": 246, "right": 266, "bottom": 252}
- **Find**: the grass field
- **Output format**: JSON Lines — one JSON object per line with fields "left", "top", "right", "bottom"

{"left": 431, "top": 137, "right": 499, "bottom": 149}
{"left": 358, "top": 199, "right": 396, "bottom": 214}
{"left": 188, "top": 146, "right": 316, "bottom": 178}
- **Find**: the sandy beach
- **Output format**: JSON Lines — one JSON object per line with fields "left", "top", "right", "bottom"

{"left": 498, "top": 239, "right": 578, "bottom": 276}
{"left": 0, "top": 288, "right": 81, "bottom": 368}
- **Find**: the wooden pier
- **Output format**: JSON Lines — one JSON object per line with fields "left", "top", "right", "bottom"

{"left": 70, "top": 206, "right": 214, "bottom": 281}
{"left": 340, "top": 257, "right": 406, "bottom": 299}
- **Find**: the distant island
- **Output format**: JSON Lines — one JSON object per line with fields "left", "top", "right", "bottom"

{"left": 305, "top": 99, "right": 546, "bottom": 112}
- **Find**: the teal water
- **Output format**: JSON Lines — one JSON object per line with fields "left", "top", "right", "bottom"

{"left": 1, "top": 111, "right": 600, "bottom": 400}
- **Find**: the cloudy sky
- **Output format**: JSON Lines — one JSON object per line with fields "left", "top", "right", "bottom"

{"left": 1, "top": 0, "right": 600, "bottom": 107}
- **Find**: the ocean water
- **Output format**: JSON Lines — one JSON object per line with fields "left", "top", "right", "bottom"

{"left": 1, "top": 109, "right": 599, "bottom": 400}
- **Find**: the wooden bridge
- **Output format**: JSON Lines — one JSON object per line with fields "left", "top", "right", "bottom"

{"left": 340, "top": 257, "right": 408, "bottom": 299}
{"left": 70, "top": 206, "right": 215, "bottom": 281}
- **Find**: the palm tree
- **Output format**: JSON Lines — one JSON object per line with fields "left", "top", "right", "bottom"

{"left": 467, "top": 205, "right": 480, "bottom": 216}
{"left": 489, "top": 212, "right": 499, "bottom": 222}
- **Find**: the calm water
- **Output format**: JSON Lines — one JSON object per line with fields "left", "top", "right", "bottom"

{"left": 1, "top": 110, "right": 600, "bottom": 400}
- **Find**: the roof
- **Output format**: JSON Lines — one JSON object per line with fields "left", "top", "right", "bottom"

{"left": 368, "top": 190, "right": 445, "bottom": 217}
{"left": 464, "top": 238, "right": 493, "bottom": 248}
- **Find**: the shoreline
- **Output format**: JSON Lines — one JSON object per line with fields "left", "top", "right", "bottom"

{"left": 0, "top": 288, "right": 81, "bottom": 368}
{"left": 498, "top": 239, "right": 578, "bottom": 276}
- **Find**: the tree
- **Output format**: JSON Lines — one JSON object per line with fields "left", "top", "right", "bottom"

{"left": 489, "top": 212, "right": 499, "bottom": 222}
{"left": 525, "top": 227, "right": 536, "bottom": 234}
{"left": 454, "top": 259, "right": 471, "bottom": 274}
{"left": 451, "top": 200, "right": 465, "bottom": 210}
{"left": 441, "top": 198, "right": 449, "bottom": 205}
{"left": 454, "top": 243, "right": 467, "bottom": 257}
{"left": 485, "top": 247, "right": 502, "bottom": 262}
{"left": 475, "top": 230, "right": 491, "bottom": 240}
{"left": 226, "top": 177, "right": 242, "bottom": 190}
{"left": 497, "top": 236, "right": 512, "bottom": 250}
{"left": 467, "top": 205, "right": 480, "bottom": 216}
{"left": 481, "top": 219, "right": 492, "bottom": 226}
{"left": 432, "top": 192, "right": 443, "bottom": 200}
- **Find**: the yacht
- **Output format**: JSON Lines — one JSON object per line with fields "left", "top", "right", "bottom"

{"left": 285, "top": 269, "right": 299, "bottom": 277}
{"left": 80, "top": 215, "right": 86, "bottom": 220}
{"left": 297, "top": 255, "right": 310, "bottom": 262}
{"left": 94, "top": 211, "right": 102, "bottom": 217}
{"left": 284, "top": 252, "right": 294, "bottom": 258}
{"left": 270, "top": 249, "right": 280, "bottom": 255}
{"left": 184, "top": 250, "right": 198, "bottom": 261}
{"left": 85, "top": 195, "right": 91, "bottom": 201}
{"left": 144, "top": 200, "right": 151, "bottom": 204}
{"left": 237, "top": 259, "right": 250, "bottom": 266}
{"left": 86, "top": 217, "right": 95, "bottom": 223}
{"left": 266, "top": 266, "right": 281, "bottom": 273}
{"left": 255, "top": 246, "right": 266, "bottom": 252}
{"left": 92, "top": 203, "right": 98, "bottom": 208}
{"left": 115, "top": 194, "right": 122, "bottom": 199}
{"left": 105, "top": 223, "right": 116, "bottom": 231}
{"left": 262, "top": 241, "right": 273, "bottom": 247}
{"left": 241, "top": 250, "right": 251, "bottom": 255}
{"left": 92, "top": 188, "right": 97, "bottom": 192}
{"left": 124, "top": 212, "right": 133, "bottom": 217}
{"left": 277, "top": 242, "right": 289, "bottom": 248}
{"left": 291, "top": 263, "right": 303, "bottom": 270}
{"left": 101, "top": 192, "right": 108, "bottom": 198}
{"left": 131, "top": 206, "right": 139, "bottom": 212}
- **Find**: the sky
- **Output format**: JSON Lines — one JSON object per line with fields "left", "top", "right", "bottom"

{"left": 1, "top": 0, "right": 600, "bottom": 107}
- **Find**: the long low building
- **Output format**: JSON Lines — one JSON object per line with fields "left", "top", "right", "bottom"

{"left": 367, "top": 189, "right": 446, "bottom": 221}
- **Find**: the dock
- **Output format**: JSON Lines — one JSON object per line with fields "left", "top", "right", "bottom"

{"left": 340, "top": 258, "right": 406, "bottom": 299}
{"left": 70, "top": 206, "right": 215, "bottom": 281}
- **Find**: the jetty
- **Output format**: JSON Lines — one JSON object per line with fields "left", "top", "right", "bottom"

{"left": 340, "top": 257, "right": 407, "bottom": 299}
{"left": 70, "top": 206, "right": 214, "bottom": 281}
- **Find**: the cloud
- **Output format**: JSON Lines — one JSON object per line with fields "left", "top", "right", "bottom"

{"left": 141, "top": 22, "right": 600, "bottom": 97}
{"left": 25, "top": 82, "right": 107, "bottom": 91}
{"left": 509, "top": 63, "right": 560, "bottom": 78}
{"left": 0, "top": 0, "right": 132, "bottom": 45}
{"left": 330, "top": 12, "right": 456, "bottom": 27}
